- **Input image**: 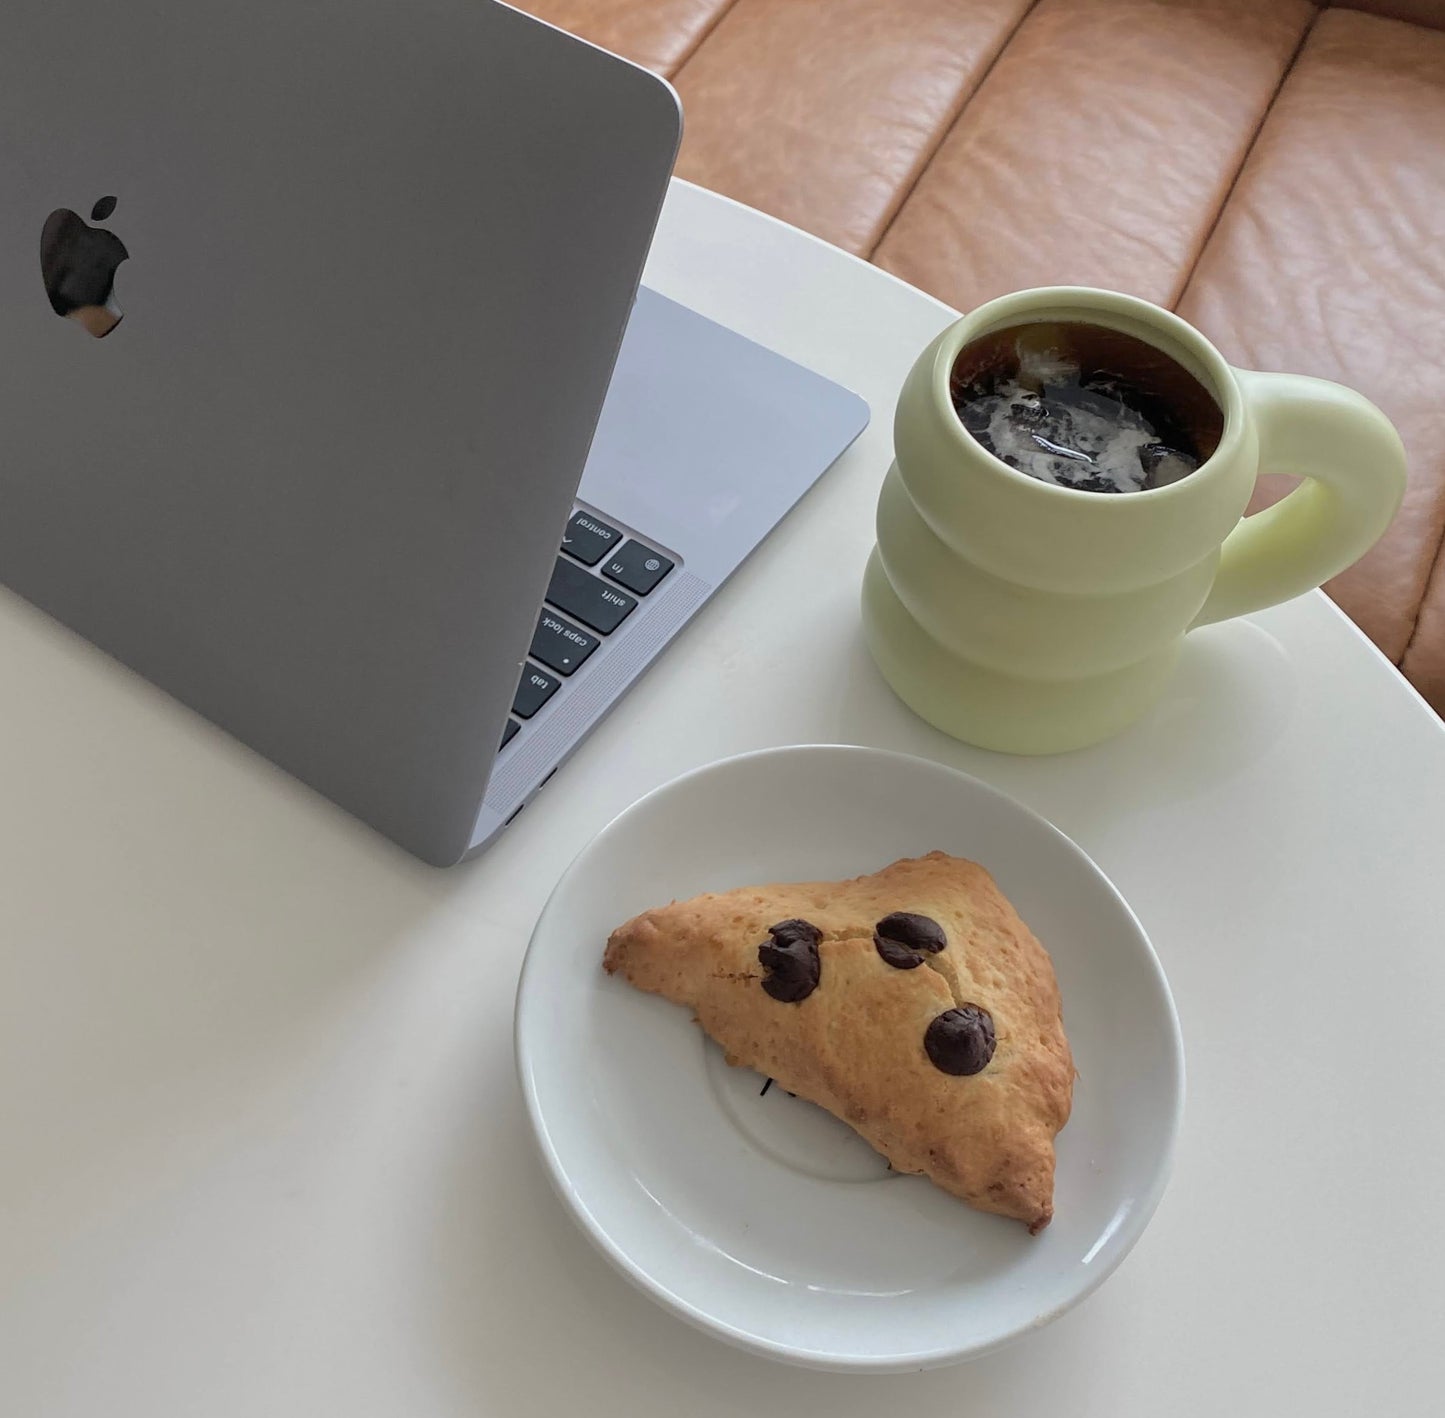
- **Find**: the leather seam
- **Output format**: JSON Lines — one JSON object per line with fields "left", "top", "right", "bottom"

{"left": 667, "top": 0, "right": 745, "bottom": 80}
{"left": 1168, "top": 4, "right": 1323, "bottom": 310}
{"left": 1398, "top": 523, "right": 1445, "bottom": 669}
{"left": 864, "top": 0, "right": 1045, "bottom": 260}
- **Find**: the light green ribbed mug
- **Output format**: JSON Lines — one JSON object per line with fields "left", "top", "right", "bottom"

{"left": 862, "top": 286, "right": 1407, "bottom": 753}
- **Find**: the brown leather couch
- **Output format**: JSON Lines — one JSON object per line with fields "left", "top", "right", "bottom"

{"left": 520, "top": 0, "right": 1445, "bottom": 713}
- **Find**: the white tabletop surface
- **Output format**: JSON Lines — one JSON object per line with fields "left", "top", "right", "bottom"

{"left": 3, "top": 179, "right": 1443, "bottom": 1416}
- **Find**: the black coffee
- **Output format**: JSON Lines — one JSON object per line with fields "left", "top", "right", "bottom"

{"left": 950, "top": 321, "right": 1223, "bottom": 493}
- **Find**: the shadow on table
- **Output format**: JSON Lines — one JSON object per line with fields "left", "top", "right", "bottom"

{"left": 819, "top": 617, "right": 1298, "bottom": 848}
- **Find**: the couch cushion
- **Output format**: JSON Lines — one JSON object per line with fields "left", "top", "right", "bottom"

{"left": 519, "top": 0, "right": 731, "bottom": 76}
{"left": 871, "top": 0, "right": 1315, "bottom": 308}
{"left": 670, "top": 0, "right": 1033, "bottom": 256}
{"left": 1177, "top": 8, "right": 1445, "bottom": 670}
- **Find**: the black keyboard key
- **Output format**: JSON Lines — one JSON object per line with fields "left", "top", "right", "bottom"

{"left": 546, "top": 556, "right": 637, "bottom": 635}
{"left": 512, "top": 663, "right": 560, "bottom": 719}
{"left": 560, "top": 511, "right": 622, "bottom": 567}
{"left": 500, "top": 718, "right": 519, "bottom": 750}
{"left": 530, "top": 610, "right": 598, "bottom": 676}
{"left": 602, "top": 540, "right": 674, "bottom": 596}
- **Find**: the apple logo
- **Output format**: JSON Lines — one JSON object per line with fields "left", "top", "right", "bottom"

{"left": 40, "top": 195, "right": 128, "bottom": 338}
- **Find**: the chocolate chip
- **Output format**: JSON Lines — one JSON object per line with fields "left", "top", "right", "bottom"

{"left": 924, "top": 1005, "right": 996, "bottom": 1075}
{"left": 874, "top": 936, "right": 926, "bottom": 969}
{"left": 758, "top": 918, "right": 822, "bottom": 1003}
{"left": 873, "top": 912, "right": 947, "bottom": 970}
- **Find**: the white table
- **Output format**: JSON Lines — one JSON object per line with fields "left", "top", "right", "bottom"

{"left": 3, "top": 179, "right": 1443, "bottom": 1416}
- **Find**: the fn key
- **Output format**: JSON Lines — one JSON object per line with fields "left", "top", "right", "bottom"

{"left": 603, "top": 540, "right": 674, "bottom": 595}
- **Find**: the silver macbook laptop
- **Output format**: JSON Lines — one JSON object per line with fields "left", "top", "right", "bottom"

{"left": 0, "top": 0, "right": 868, "bottom": 865}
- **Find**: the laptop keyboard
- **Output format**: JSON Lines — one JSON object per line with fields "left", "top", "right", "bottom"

{"left": 500, "top": 510, "right": 675, "bottom": 752}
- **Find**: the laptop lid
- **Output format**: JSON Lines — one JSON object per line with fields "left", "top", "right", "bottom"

{"left": 0, "top": 0, "right": 680, "bottom": 865}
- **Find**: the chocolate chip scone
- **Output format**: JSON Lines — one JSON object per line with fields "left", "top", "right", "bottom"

{"left": 603, "top": 851, "right": 1073, "bottom": 1232}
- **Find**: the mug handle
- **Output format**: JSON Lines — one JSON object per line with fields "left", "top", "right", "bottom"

{"left": 1191, "top": 369, "right": 1406, "bottom": 628}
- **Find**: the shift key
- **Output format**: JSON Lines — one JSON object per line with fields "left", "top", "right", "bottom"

{"left": 530, "top": 610, "right": 598, "bottom": 676}
{"left": 547, "top": 557, "right": 636, "bottom": 635}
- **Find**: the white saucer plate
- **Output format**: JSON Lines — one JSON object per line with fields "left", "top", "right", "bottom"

{"left": 515, "top": 745, "right": 1184, "bottom": 1371}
